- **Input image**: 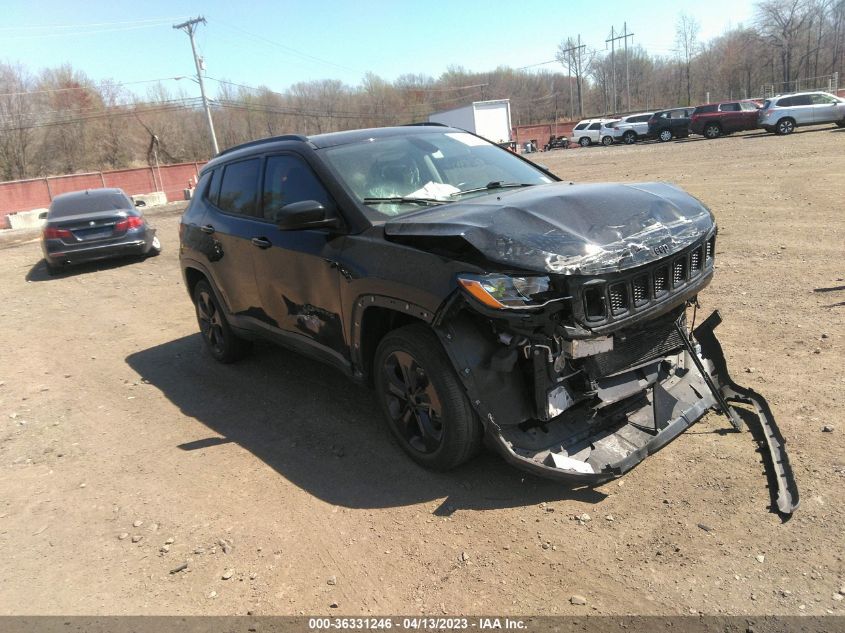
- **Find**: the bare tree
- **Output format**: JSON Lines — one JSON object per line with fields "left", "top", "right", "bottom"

{"left": 676, "top": 13, "right": 701, "bottom": 105}
{"left": 757, "top": 0, "right": 813, "bottom": 85}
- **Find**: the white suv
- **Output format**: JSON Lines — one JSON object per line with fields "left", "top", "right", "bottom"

{"left": 758, "top": 91, "right": 845, "bottom": 135}
{"left": 570, "top": 118, "right": 618, "bottom": 147}
{"left": 600, "top": 112, "right": 655, "bottom": 145}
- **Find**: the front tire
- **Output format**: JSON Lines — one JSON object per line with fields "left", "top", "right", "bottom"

{"left": 193, "top": 280, "right": 251, "bottom": 363}
{"left": 374, "top": 324, "right": 483, "bottom": 471}
{"left": 703, "top": 123, "right": 721, "bottom": 139}
{"left": 579, "top": 137, "right": 591, "bottom": 147}
{"left": 601, "top": 135, "right": 613, "bottom": 146}
{"left": 658, "top": 129, "right": 673, "bottom": 142}
{"left": 623, "top": 130, "right": 637, "bottom": 144}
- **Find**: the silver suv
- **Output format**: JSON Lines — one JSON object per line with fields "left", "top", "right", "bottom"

{"left": 600, "top": 112, "right": 655, "bottom": 145}
{"left": 758, "top": 91, "right": 845, "bottom": 134}
{"left": 569, "top": 118, "right": 618, "bottom": 147}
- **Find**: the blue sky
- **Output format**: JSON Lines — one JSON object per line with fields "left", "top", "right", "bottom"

{"left": 2, "top": 0, "right": 756, "bottom": 94}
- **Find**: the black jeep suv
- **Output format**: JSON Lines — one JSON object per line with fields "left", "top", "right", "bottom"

{"left": 178, "top": 125, "right": 797, "bottom": 511}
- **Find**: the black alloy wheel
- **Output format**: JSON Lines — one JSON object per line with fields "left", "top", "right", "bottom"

{"left": 374, "top": 324, "right": 483, "bottom": 470}
{"left": 193, "top": 280, "right": 251, "bottom": 363}
{"left": 623, "top": 130, "right": 637, "bottom": 144}
{"left": 382, "top": 350, "right": 444, "bottom": 454}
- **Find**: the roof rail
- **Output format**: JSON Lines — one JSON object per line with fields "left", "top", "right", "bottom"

{"left": 403, "top": 121, "right": 449, "bottom": 127}
{"left": 217, "top": 134, "right": 309, "bottom": 157}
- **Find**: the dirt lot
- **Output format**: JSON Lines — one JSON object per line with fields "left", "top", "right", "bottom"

{"left": 0, "top": 126, "right": 843, "bottom": 617}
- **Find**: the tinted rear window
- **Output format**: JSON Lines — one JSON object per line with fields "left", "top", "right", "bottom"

{"left": 218, "top": 159, "right": 261, "bottom": 216}
{"left": 49, "top": 191, "right": 131, "bottom": 218}
{"left": 720, "top": 102, "right": 741, "bottom": 112}
{"left": 694, "top": 105, "right": 718, "bottom": 114}
{"left": 791, "top": 94, "right": 813, "bottom": 106}
{"left": 574, "top": 123, "right": 587, "bottom": 130}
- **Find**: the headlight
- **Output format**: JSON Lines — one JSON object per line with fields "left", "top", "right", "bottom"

{"left": 457, "top": 273, "right": 551, "bottom": 309}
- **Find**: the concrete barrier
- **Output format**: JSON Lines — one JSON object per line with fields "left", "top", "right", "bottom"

{"left": 7, "top": 208, "right": 48, "bottom": 230}
{"left": 131, "top": 191, "right": 168, "bottom": 207}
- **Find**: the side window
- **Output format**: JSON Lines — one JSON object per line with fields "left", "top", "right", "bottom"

{"left": 776, "top": 97, "right": 792, "bottom": 107}
{"left": 574, "top": 123, "right": 587, "bottom": 130}
{"left": 205, "top": 168, "right": 222, "bottom": 206}
{"left": 740, "top": 102, "right": 758, "bottom": 111}
{"left": 792, "top": 94, "right": 812, "bottom": 106}
{"left": 810, "top": 93, "right": 835, "bottom": 104}
{"left": 262, "top": 155, "right": 332, "bottom": 221}
{"left": 588, "top": 122, "right": 602, "bottom": 130}
{"left": 218, "top": 159, "right": 261, "bottom": 216}
{"left": 719, "top": 103, "right": 740, "bottom": 112}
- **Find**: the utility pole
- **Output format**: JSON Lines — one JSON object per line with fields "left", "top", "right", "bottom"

{"left": 173, "top": 16, "right": 219, "bottom": 155}
{"left": 606, "top": 24, "right": 634, "bottom": 114}
{"left": 559, "top": 36, "right": 586, "bottom": 117}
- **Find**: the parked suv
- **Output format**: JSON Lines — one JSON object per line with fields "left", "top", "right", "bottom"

{"left": 689, "top": 101, "right": 760, "bottom": 138}
{"left": 758, "top": 91, "right": 845, "bottom": 134}
{"left": 570, "top": 118, "right": 618, "bottom": 147}
{"left": 177, "top": 125, "right": 796, "bottom": 510}
{"left": 647, "top": 108, "right": 693, "bottom": 141}
{"left": 600, "top": 112, "right": 655, "bottom": 145}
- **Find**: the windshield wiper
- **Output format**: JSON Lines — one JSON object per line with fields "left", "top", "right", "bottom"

{"left": 362, "top": 196, "right": 445, "bottom": 206}
{"left": 450, "top": 181, "right": 535, "bottom": 197}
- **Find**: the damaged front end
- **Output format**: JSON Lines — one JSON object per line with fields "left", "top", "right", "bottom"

{"left": 432, "top": 235, "right": 799, "bottom": 515}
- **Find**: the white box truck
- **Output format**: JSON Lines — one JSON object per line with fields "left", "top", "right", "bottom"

{"left": 428, "top": 99, "right": 512, "bottom": 144}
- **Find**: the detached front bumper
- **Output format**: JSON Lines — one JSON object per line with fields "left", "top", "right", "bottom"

{"left": 441, "top": 310, "right": 800, "bottom": 515}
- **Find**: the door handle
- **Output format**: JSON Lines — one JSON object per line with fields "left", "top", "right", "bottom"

{"left": 200, "top": 224, "right": 215, "bottom": 234}
{"left": 251, "top": 237, "right": 272, "bottom": 249}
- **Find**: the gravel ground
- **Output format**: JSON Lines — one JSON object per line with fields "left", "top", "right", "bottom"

{"left": 0, "top": 125, "right": 842, "bottom": 616}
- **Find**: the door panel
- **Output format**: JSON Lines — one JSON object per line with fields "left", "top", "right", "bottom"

{"left": 201, "top": 159, "right": 264, "bottom": 318}
{"left": 250, "top": 154, "right": 348, "bottom": 359}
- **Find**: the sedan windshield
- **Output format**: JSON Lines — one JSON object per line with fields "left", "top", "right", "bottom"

{"left": 320, "top": 131, "right": 555, "bottom": 219}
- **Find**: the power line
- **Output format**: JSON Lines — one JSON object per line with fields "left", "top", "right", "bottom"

{"left": 0, "top": 77, "right": 191, "bottom": 98}
{"left": 219, "top": 23, "right": 360, "bottom": 74}
{"left": 0, "top": 17, "right": 189, "bottom": 31}
{"left": 2, "top": 22, "right": 187, "bottom": 40}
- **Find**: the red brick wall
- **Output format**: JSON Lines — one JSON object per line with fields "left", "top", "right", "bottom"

{"left": 513, "top": 121, "right": 577, "bottom": 148}
{"left": 0, "top": 162, "right": 205, "bottom": 228}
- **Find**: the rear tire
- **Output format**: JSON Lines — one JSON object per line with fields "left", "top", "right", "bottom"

{"left": 193, "top": 280, "right": 252, "bottom": 363}
{"left": 579, "top": 137, "right": 591, "bottom": 147}
{"left": 601, "top": 135, "right": 613, "bottom": 146}
{"left": 374, "top": 324, "right": 483, "bottom": 471}
{"left": 623, "top": 130, "right": 637, "bottom": 144}
{"left": 835, "top": 119, "right": 844, "bottom": 128}
{"left": 703, "top": 123, "right": 721, "bottom": 139}
{"left": 775, "top": 118, "right": 795, "bottom": 135}
{"left": 658, "top": 129, "right": 673, "bottom": 142}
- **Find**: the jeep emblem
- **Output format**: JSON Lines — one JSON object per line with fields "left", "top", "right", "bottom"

{"left": 653, "top": 244, "right": 670, "bottom": 256}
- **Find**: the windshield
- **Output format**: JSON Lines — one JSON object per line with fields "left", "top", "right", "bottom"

{"left": 320, "top": 131, "right": 555, "bottom": 219}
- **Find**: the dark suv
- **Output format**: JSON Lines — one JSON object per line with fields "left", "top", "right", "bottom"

{"left": 178, "top": 125, "right": 796, "bottom": 509}
{"left": 647, "top": 108, "right": 694, "bottom": 141}
{"left": 689, "top": 101, "right": 760, "bottom": 138}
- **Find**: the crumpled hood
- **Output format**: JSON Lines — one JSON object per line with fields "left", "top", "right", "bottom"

{"left": 383, "top": 182, "right": 715, "bottom": 275}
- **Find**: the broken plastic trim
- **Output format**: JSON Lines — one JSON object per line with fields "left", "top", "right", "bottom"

{"left": 481, "top": 311, "right": 799, "bottom": 515}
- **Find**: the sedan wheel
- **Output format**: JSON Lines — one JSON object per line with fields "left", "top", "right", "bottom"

{"left": 776, "top": 118, "right": 796, "bottom": 135}
{"left": 658, "top": 129, "right": 673, "bottom": 142}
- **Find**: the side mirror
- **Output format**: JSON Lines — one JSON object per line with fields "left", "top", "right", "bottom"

{"left": 38, "top": 211, "right": 48, "bottom": 220}
{"left": 274, "top": 200, "right": 339, "bottom": 231}
{"left": 134, "top": 199, "right": 146, "bottom": 207}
